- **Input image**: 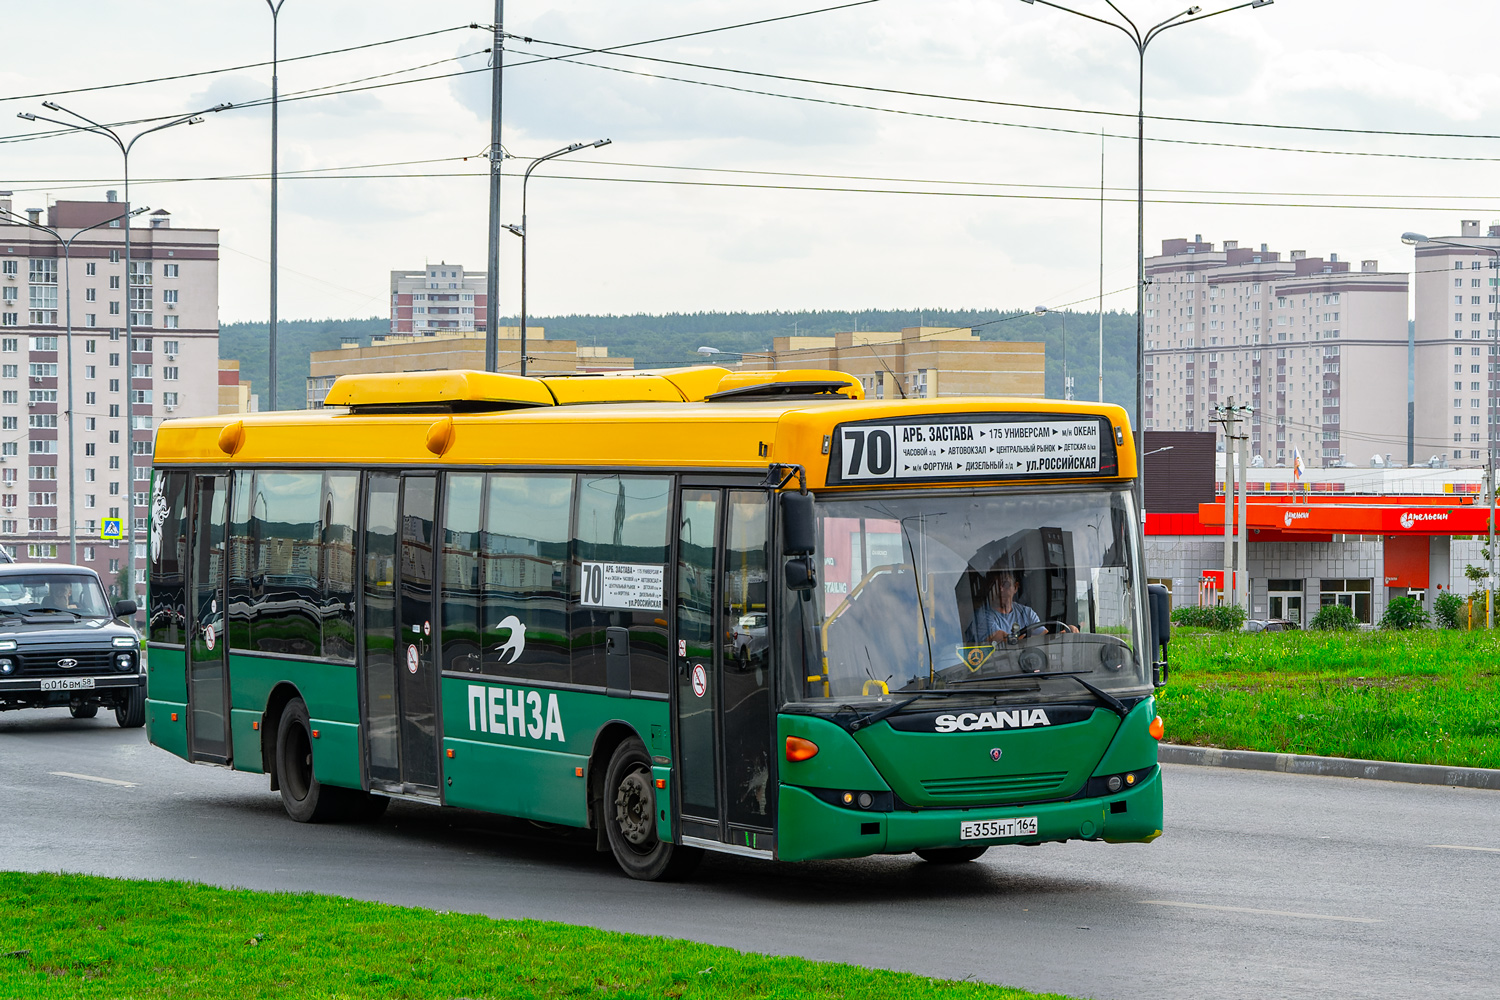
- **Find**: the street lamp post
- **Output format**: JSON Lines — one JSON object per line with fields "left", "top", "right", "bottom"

{"left": 1404, "top": 231, "right": 1500, "bottom": 627}
{"left": 1, "top": 205, "right": 146, "bottom": 564}
{"left": 18, "top": 101, "right": 228, "bottom": 601}
{"left": 265, "top": 0, "right": 289, "bottom": 411}
{"left": 1017, "top": 0, "right": 1274, "bottom": 516}
{"left": 503, "top": 139, "right": 611, "bottom": 376}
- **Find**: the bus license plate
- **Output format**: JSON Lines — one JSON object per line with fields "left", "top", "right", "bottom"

{"left": 961, "top": 816, "right": 1038, "bottom": 840}
{"left": 41, "top": 678, "right": 96, "bottom": 691}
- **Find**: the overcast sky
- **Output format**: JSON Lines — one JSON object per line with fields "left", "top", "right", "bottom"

{"left": 3, "top": 1, "right": 1497, "bottom": 324}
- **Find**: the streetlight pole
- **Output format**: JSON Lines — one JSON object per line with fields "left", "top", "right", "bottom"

{"left": 1, "top": 205, "right": 145, "bottom": 565}
{"left": 1404, "top": 231, "right": 1500, "bottom": 627}
{"left": 1018, "top": 0, "right": 1274, "bottom": 518}
{"left": 18, "top": 101, "right": 228, "bottom": 601}
{"left": 504, "top": 138, "right": 611, "bottom": 376}
{"left": 264, "top": 0, "right": 289, "bottom": 411}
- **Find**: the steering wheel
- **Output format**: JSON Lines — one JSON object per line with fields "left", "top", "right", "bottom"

{"left": 1016, "top": 620, "right": 1074, "bottom": 638}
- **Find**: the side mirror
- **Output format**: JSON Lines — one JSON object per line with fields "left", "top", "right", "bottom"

{"left": 784, "top": 556, "right": 817, "bottom": 593}
{"left": 114, "top": 599, "right": 138, "bottom": 619}
{"left": 780, "top": 491, "right": 817, "bottom": 556}
{"left": 1147, "top": 584, "right": 1171, "bottom": 687}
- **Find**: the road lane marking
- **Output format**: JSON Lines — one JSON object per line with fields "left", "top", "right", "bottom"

{"left": 1141, "top": 900, "right": 1381, "bottom": 923}
{"left": 50, "top": 771, "right": 137, "bottom": 787}
{"left": 1430, "top": 844, "right": 1500, "bottom": 853}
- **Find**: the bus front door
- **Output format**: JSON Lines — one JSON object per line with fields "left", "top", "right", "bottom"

{"left": 361, "top": 473, "right": 440, "bottom": 797}
{"left": 674, "top": 488, "right": 775, "bottom": 857}
{"left": 186, "top": 473, "right": 230, "bottom": 764}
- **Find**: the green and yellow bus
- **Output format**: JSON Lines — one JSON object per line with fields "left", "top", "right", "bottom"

{"left": 147, "top": 366, "right": 1167, "bottom": 880}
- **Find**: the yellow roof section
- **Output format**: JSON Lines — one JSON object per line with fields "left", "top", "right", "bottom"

{"left": 540, "top": 372, "right": 687, "bottom": 404}
{"left": 711, "top": 369, "right": 863, "bottom": 399}
{"left": 322, "top": 370, "right": 553, "bottom": 408}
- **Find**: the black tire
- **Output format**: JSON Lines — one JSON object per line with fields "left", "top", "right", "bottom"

{"left": 69, "top": 704, "right": 98, "bottom": 720}
{"left": 114, "top": 687, "right": 145, "bottom": 728}
{"left": 602, "top": 737, "right": 702, "bottom": 881}
{"left": 343, "top": 791, "right": 391, "bottom": 823}
{"left": 915, "top": 845, "right": 989, "bottom": 864}
{"left": 274, "top": 699, "right": 344, "bottom": 823}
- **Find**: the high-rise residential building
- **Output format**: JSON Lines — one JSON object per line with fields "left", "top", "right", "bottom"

{"left": 1409, "top": 221, "right": 1500, "bottom": 469}
{"left": 763, "top": 327, "right": 1045, "bottom": 399}
{"left": 0, "top": 192, "right": 219, "bottom": 597}
{"left": 1143, "top": 236, "right": 1408, "bottom": 468}
{"left": 390, "top": 263, "right": 486, "bottom": 335}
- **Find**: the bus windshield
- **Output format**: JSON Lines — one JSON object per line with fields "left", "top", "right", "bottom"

{"left": 780, "top": 487, "right": 1147, "bottom": 711}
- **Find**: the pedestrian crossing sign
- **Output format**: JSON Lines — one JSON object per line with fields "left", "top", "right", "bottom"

{"left": 101, "top": 518, "right": 124, "bottom": 541}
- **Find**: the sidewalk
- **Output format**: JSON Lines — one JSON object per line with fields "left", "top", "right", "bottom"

{"left": 1158, "top": 743, "right": 1500, "bottom": 791}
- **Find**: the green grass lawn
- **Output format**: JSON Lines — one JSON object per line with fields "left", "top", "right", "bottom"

{"left": 1158, "top": 628, "right": 1500, "bottom": 768}
{"left": 0, "top": 873, "right": 1072, "bottom": 1000}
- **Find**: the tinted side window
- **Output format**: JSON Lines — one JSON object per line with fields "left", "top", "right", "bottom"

{"left": 482, "top": 474, "right": 572, "bottom": 682}
{"left": 322, "top": 472, "right": 359, "bottom": 661}
{"left": 573, "top": 475, "right": 671, "bottom": 693}
{"left": 227, "top": 471, "right": 254, "bottom": 649}
{"left": 148, "top": 470, "right": 189, "bottom": 644}
{"left": 441, "top": 473, "right": 483, "bottom": 673}
{"left": 250, "top": 471, "right": 322, "bottom": 655}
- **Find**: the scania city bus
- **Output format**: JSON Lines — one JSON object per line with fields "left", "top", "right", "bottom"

{"left": 146, "top": 366, "right": 1168, "bottom": 880}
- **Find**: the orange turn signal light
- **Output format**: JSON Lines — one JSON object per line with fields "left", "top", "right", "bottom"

{"left": 575, "top": 766, "right": 584, "bottom": 777}
{"left": 446, "top": 749, "right": 455, "bottom": 758}
{"left": 786, "top": 736, "right": 819, "bottom": 762}
{"left": 655, "top": 778, "right": 666, "bottom": 789}
{"left": 1149, "top": 715, "right": 1165, "bottom": 741}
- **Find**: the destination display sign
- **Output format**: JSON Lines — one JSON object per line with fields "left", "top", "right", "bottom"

{"left": 827, "top": 415, "right": 1118, "bottom": 485}
{"left": 579, "top": 561, "right": 665, "bottom": 611}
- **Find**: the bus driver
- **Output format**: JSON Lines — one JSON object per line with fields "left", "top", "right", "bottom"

{"left": 965, "top": 569, "right": 1042, "bottom": 645}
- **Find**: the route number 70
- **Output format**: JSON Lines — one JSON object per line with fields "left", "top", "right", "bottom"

{"left": 840, "top": 425, "right": 898, "bottom": 480}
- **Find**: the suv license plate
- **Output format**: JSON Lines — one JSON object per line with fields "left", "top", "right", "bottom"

{"left": 961, "top": 816, "right": 1038, "bottom": 840}
{"left": 41, "top": 677, "right": 96, "bottom": 691}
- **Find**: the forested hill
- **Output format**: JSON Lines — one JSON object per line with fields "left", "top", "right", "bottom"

{"left": 220, "top": 308, "right": 1139, "bottom": 415}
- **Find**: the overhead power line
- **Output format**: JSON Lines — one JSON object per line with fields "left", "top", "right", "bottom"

{"left": 0, "top": 24, "right": 482, "bottom": 104}
{"left": 515, "top": 32, "right": 1500, "bottom": 143}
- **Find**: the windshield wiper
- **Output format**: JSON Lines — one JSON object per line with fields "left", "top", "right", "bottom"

{"left": 848, "top": 684, "right": 1084, "bottom": 730}
{"left": 25, "top": 608, "right": 81, "bottom": 621}
{"left": 949, "top": 670, "right": 1131, "bottom": 719}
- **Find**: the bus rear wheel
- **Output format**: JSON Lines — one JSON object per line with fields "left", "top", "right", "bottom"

{"left": 275, "top": 698, "right": 346, "bottom": 823}
{"left": 915, "top": 846, "right": 989, "bottom": 864}
{"left": 602, "top": 737, "right": 702, "bottom": 881}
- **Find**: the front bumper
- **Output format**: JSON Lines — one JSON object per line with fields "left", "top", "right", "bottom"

{"left": 775, "top": 765, "right": 1163, "bottom": 861}
{"left": 0, "top": 672, "right": 145, "bottom": 709}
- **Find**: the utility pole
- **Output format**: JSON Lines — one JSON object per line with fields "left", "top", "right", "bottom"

{"left": 1212, "top": 399, "right": 1254, "bottom": 608}
{"left": 1214, "top": 400, "right": 1238, "bottom": 606}
{"left": 484, "top": 0, "right": 505, "bottom": 373}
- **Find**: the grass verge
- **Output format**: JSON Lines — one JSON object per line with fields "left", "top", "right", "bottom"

{"left": 0, "top": 872, "right": 1072, "bottom": 1000}
{"left": 1158, "top": 628, "right": 1500, "bottom": 768}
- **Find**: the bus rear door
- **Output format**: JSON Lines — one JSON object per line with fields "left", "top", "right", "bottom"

{"left": 674, "top": 487, "right": 775, "bottom": 857}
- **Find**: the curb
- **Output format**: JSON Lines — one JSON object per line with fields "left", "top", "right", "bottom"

{"left": 1158, "top": 744, "right": 1500, "bottom": 791}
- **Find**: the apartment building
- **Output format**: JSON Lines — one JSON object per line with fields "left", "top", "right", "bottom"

{"left": 762, "top": 327, "right": 1045, "bottom": 399}
{"left": 0, "top": 192, "right": 219, "bottom": 596}
{"left": 1143, "top": 236, "right": 1408, "bottom": 468}
{"left": 1409, "top": 221, "right": 1500, "bottom": 468}
{"left": 390, "top": 263, "right": 486, "bottom": 336}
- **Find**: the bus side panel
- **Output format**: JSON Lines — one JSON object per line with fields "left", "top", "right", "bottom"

{"left": 1091, "top": 696, "right": 1159, "bottom": 777}
{"left": 145, "top": 645, "right": 189, "bottom": 761}
{"left": 230, "top": 709, "right": 263, "bottom": 773}
{"left": 439, "top": 677, "right": 668, "bottom": 827}
{"left": 229, "top": 652, "right": 362, "bottom": 788}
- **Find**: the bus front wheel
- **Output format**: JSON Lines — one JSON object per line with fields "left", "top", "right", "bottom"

{"left": 602, "top": 737, "right": 702, "bottom": 881}
{"left": 915, "top": 846, "right": 989, "bottom": 864}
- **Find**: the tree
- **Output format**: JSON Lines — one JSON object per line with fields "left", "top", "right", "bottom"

{"left": 1378, "top": 596, "right": 1429, "bottom": 631}
{"left": 1310, "top": 603, "right": 1359, "bottom": 631}
{"left": 1433, "top": 591, "right": 1464, "bottom": 630}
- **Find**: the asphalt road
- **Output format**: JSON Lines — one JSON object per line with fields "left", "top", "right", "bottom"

{"left": 3, "top": 710, "right": 1499, "bottom": 1000}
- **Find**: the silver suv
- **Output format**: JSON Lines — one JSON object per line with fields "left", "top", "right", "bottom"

{"left": 0, "top": 564, "right": 144, "bottom": 727}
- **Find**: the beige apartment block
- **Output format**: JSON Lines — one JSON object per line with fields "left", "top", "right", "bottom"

{"left": 763, "top": 327, "right": 1044, "bottom": 400}
{"left": 217, "top": 360, "right": 254, "bottom": 414}
{"left": 0, "top": 192, "right": 219, "bottom": 594}
{"left": 1144, "top": 236, "right": 1408, "bottom": 468}
{"left": 305, "top": 328, "right": 633, "bottom": 408}
{"left": 1409, "top": 221, "right": 1500, "bottom": 469}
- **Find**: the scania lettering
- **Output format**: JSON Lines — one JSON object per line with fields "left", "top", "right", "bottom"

{"left": 147, "top": 367, "right": 1163, "bottom": 880}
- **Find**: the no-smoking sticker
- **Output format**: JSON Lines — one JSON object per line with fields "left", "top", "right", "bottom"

{"left": 406, "top": 644, "right": 420, "bottom": 674}
{"left": 691, "top": 663, "right": 707, "bottom": 698}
